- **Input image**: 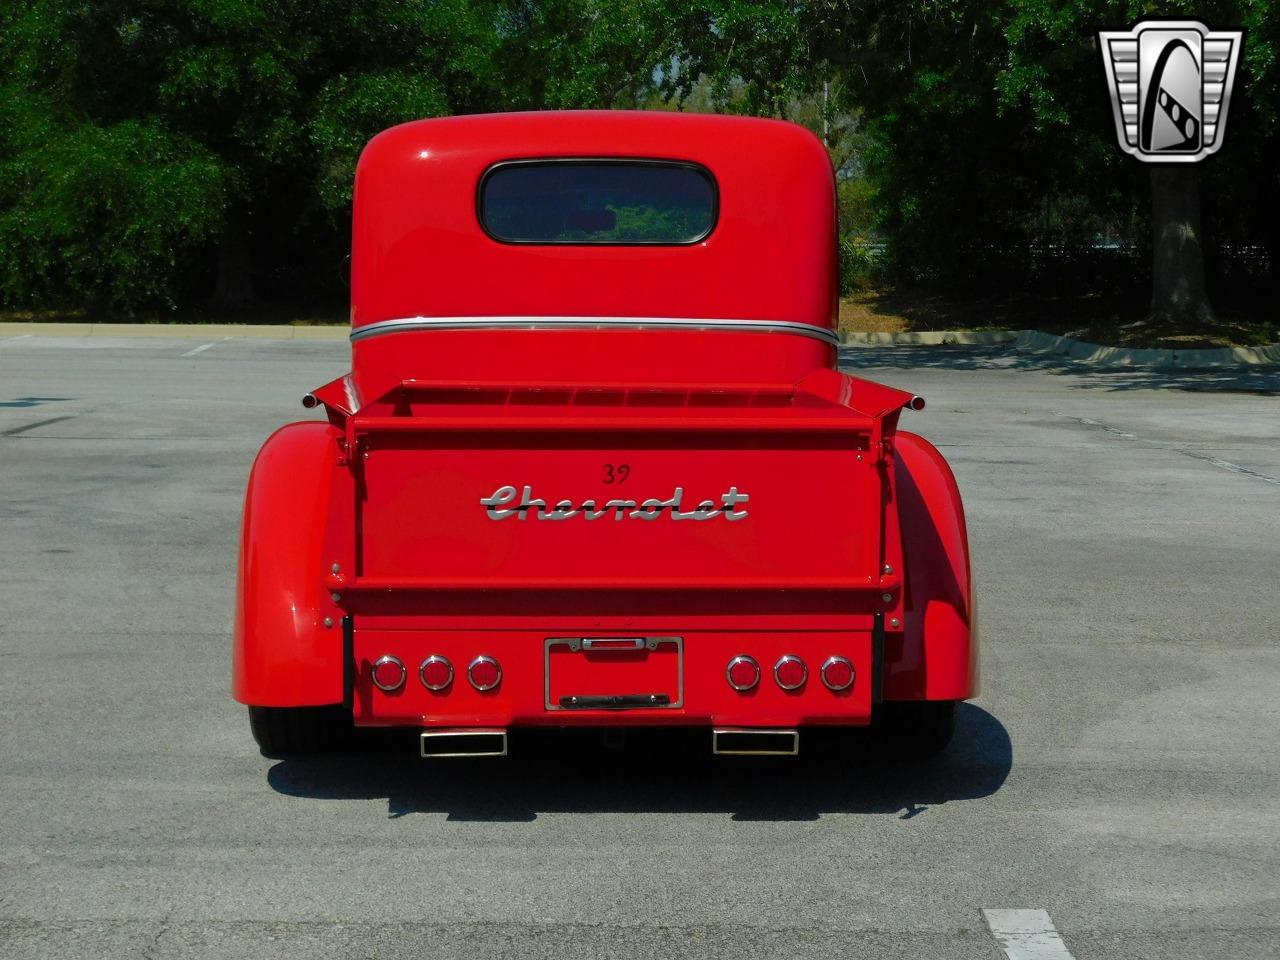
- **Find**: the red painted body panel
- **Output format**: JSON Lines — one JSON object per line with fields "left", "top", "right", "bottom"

{"left": 232, "top": 111, "right": 977, "bottom": 730}
{"left": 353, "top": 332, "right": 832, "bottom": 406}
{"left": 233, "top": 422, "right": 349, "bottom": 706}
{"left": 352, "top": 629, "right": 872, "bottom": 728}
{"left": 348, "top": 111, "right": 837, "bottom": 401}
{"left": 351, "top": 112, "right": 835, "bottom": 326}
{"left": 884, "top": 433, "right": 979, "bottom": 701}
{"left": 356, "top": 409, "right": 881, "bottom": 589}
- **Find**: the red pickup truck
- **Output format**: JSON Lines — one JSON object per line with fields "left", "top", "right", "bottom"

{"left": 232, "top": 111, "right": 977, "bottom": 760}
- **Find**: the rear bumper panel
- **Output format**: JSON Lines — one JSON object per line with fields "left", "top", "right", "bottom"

{"left": 352, "top": 628, "right": 872, "bottom": 728}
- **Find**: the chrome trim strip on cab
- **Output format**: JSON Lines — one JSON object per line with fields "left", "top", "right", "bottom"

{"left": 350, "top": 316, "right": 840, "bottom": 347}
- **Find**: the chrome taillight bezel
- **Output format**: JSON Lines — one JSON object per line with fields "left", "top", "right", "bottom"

{"left": 773, "top": 654, "right": 807, "bottom": 691}
{"left": 419, "top": 655, "right": 454, "bottom": 691}
{"left": 371, "top": 654, "right": 406, "bottom": 692}
{"left": 819, "top": 655, "right": 855, "bottom": 692}
{"left": 725, "top": 655, "right": 761, "bottom": 691}
{"left": 467, "top": 655, "right": 502, "bottom": 691}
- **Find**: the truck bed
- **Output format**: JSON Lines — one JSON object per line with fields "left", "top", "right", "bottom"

{"left": 294, "top": 370, "right": 921, "bottom": 730}
{"left": 349, "top": 378, "right": 887, "bottom": 592}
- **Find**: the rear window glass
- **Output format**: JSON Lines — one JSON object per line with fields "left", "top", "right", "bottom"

{"left": 479, "top": 160, "right": 717, "bottom": 245}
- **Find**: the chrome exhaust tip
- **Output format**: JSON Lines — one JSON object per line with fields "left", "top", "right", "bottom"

{"left": 419, "top": 728, "right": 508, "bottom": 758}
{"left": 712, "top": 727, "right": 799, "bottom": 756}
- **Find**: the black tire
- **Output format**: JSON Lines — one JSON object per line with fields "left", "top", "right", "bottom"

{"left": 874, "top": 700, "right": 957, "bottom": 760}
{"left": 248, "top": 705, "right": 351, "bottom": 756}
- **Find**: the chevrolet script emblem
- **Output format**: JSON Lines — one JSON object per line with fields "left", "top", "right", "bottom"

{"left": 1099, "top": 19, "right": 1243, "bottom": 163}
{"left": 481, "top": 485, "right": 749, "bottom": 522}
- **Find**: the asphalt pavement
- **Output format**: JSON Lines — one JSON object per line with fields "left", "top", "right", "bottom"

{"left": 1, "top": 334, "right": 1277, "bottom": 959}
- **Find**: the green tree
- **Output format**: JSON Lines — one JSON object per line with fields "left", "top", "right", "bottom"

{"left": 4, "top": 1, "right": 1273, "bottom": 322}
{"left": 1, "top": 1, "right": 507, "bottom": 312}
{"left": 661, "top": 2, "right": 1067, "bottom": 287}
{"left": 0, "top": 3, "right": 229, "bottom": 311}
{"left": 0, "top": 1, "right": 688, "bottom": 313}
{"left": 1000, "top": 1, "right": 1280, "bottom": 328}
{"left": 496, "top": 0, "right": 684, "bottom": 109}
{"left": 663, "top": 1, "right": 1277, "bottom": 327}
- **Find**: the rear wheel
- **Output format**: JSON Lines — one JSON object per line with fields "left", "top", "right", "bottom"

{"left": 248, "top": 705, "right": 351, "bottom": 756}
{"left": 875, "top": 700, "right": 956, "bottom": 760}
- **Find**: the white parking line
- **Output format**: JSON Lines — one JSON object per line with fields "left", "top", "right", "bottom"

{"left": 180, "top": 341, "right": 219, "bottom": 357}
{"left": 982, "top": 909, "right": 1077, "bottom": 960}
{"left": 1065, "top": 412, "right": 1280, "bottom": 485}
{"left": 1180, "top": 449, "right": 1280, "bottom": 485}
{"left": 1070, "top": 415, "right": 1136, "bottom": 439}
{"left": 0, "top": 334, "right": 33, "bottom": 344}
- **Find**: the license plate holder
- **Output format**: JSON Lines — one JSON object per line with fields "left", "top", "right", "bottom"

{"left": 544, "top": 637, "right": 683, "bottom": 711}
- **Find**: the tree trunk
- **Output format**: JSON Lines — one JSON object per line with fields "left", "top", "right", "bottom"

{"left": 1265, "top": 170, "right": 1280, "bottom": 304}
{"left": 213, "top": 212, "right": 255, "bottom": 308}
{"left": 1147, "top": 165, "right": 1214, "bottom": 328}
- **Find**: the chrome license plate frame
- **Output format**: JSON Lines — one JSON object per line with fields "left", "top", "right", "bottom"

{"left": 543, "top": 636, "right": 684, "bottom": 711}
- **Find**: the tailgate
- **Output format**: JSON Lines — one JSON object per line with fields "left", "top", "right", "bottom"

{"left": 351, "top": 388, "right": 885, "bottom": 590}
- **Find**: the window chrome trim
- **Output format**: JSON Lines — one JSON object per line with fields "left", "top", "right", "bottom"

{"left": 477, "top": 157, "right": 719, "bottom": 246}
{"left": 350, "top": 316, "right": 840, "bottom": 347}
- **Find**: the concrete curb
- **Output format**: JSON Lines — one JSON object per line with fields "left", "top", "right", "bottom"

{"left": 838, "top": 327, "right": 1278, "bottom": 370}
{"left": 1012, "top": 329, "right": 1280, "bottom": 370}
{"left": 0, "top": 321, "right": 348, "bottom": 340}
{"left": 839, "top": 329, "right": 1016, "bottom": 346}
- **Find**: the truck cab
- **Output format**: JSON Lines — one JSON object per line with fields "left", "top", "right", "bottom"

{"left": 233, "top": 111, "right": 976, "bottom": 759}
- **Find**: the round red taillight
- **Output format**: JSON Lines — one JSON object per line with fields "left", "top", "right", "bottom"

{"left": 371, "top": 655, "right": 405, "bottom": 692}
{"left": 773, "top": 655, "right": 807, "bottom": 690}
{"left": 820, "top": 656, "right": 855, "bottom": 691}
{"left": 468, "top": 655, "right": 501, "bottom": 691}
{"left": 726, "top": 655, "right": 760, "bottom": 691}
{"left": 419, "top": 655, "right": 453, "bottom": 691}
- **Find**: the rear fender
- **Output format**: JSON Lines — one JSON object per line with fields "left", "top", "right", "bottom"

{"left": 885, "top": 431, "right": 978, "bottom": 701}
{"left": 232, "top": 421, "right": 350, "bottom": 706}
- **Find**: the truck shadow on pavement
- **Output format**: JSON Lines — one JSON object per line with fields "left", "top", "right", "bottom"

{"left": 266, "top": 703, "right": 1011, "bottom": 821}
